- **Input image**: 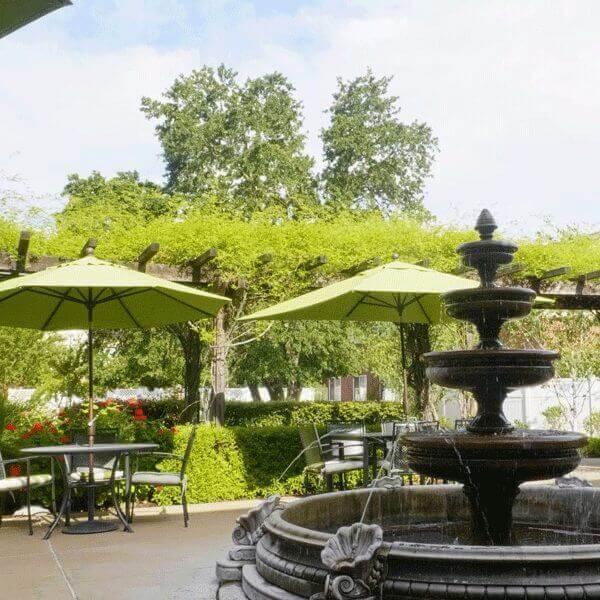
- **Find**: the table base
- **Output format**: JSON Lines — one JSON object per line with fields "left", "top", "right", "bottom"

{"left": 62, "top": 520, "right": 120, "bottom": 535}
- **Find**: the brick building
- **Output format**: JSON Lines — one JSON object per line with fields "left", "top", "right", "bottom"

{"left": 325, "top": 372, "right": 382, "bottom": 401}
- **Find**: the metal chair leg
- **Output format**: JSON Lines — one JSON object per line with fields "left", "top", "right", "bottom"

{"left": 129, "top": 485, "right": 135, "bottom": 524}
{"left": 325, "top": 474, "right": 334, "bottom": 492}
{"left": 181, "top": 483, "right": 189, "bottom": 528}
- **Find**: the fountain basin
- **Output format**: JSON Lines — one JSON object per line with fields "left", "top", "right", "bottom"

{"left": 256, "top": 486, "right": 600, "bottom": 599}
{"left": 424, "top": 348, "right": 558, "bottom": 390}
{"left": 403, "top": 430, "right": 587, "bottom": 483}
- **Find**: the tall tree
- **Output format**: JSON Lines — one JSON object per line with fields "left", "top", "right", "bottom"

{"left": 321, "top": 69, "right": 437, "bottom": 217}
{"left": 141, "top": 65, "right": 317, "bottom": 219}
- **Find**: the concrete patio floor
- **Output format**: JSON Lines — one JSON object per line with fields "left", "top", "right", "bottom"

{"left": 0, "top": 499, "right": 265, "bottom": 600}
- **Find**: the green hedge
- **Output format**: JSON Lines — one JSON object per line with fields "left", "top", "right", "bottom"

{"left": 154, "top": 424, "right": 307, "bottom": 505}
{"left": 224, "top": 401, "right": 405, "bottom": 427}
{"left": 584, "top": 437, "right": 600, "bottom": 457}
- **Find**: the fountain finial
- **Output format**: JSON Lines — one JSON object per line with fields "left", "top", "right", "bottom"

{"left": 474, "top": 209, "right": 497, "bottom": 240}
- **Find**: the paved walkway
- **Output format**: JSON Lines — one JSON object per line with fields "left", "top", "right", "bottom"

{"left": 0, "top": 499, "right": 264, "bottom": 600}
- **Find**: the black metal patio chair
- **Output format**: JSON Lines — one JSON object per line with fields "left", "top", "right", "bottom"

{"left": 0, "top": 448, "right": 56, "bottom": 535}
{"left": 127, "top": 425, "right": 197, "bottom": 527}
{"left": 299, "top": 424, "right": 363, "bottom": 492}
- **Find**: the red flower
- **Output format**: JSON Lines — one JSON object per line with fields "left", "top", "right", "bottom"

{"left": 97, "top": 401, "right": 108, "bottom": 408}
{"left": 134, "top": 407, "right": 144, "bottom": 417}
{"left": 21, "top": 432, "right": 30, "bottom": 440}
{"left": 171, "top": 426, "right": 179, "bottom": 434}
{"left": 8, "top": 465, "right": 22, "bottom": 477}
{"left": 31, "top": 423, "right": 43, "bottom": 434}
{"left": 158, "top": 428, "right": 166, "bottom": 436}
{"left": 5, "top": 423, "right": 16, "bottom": 432}
{"left": 60, "top": 435, "right": 70, "bottom": 444}
{"left": 134, "top": 415, "right": 148, "bottom": 421}
{"left": 127, "top": 399, "right": 139, "bottom": 408}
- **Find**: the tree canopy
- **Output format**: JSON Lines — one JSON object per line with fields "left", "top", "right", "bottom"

{"left": 141, "top": 66, "right": 317, "bottom": 219}
{"left": 321, "top": 69, "right": 438, "bottom": 218}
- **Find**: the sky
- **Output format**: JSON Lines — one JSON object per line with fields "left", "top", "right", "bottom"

{"left": 1, "top": 0, "right": 599, "bottom": 235}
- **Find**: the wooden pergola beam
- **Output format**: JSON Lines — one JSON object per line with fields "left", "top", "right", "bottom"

{"left": 342, "top": 256, "right": 381, "bottom": 275}
{"left": 16, "top": 230, "right": 31, "bottom": 273}
{"left": 188, "top": 248, "right": 218, "bottom": 284}
{"left": 299, "top": 255, "right": 328, "bottom": 271}
{"left": 137, "top": 242, "right": 160, "bottom": 272}
{"left": 497, "top": 262, "right": 525, "bottom": 277}
{"left": 570, "top": 269, "right": 600, "bottom": 294}
{"left": 80, "top": 238, "right": 98, "bottom": 257}
{"left": 527, "top": 266, "right": 571, "bottom": 292}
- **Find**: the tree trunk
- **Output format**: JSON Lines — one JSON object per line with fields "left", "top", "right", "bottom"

{"left": 210, "top": 307, "right": 229, "bottom": 425}
{"left": 249, "top": 385, "right": 262, "bottom": 403}
{"left": 287, "top": 381, "right": 302, "bottom": 402}
{"left": 170, "top": 323, "right": 202, "bottom": 421}
{"left": 266, "top": 383, "right": 285, "bottom": 402}
{"left": 405, "top": 323, "right": 434, "bottom": 418}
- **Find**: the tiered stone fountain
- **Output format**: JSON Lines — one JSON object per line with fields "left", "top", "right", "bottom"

{"left": 216, "top": 212, "right": 600, "bottom": 600}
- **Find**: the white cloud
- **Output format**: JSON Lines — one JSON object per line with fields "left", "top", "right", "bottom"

{"left": 1, "top": 0, "right": 599, "bottom": 233}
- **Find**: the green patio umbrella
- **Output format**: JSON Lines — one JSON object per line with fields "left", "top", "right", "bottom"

{"left": 0, "top": 0, "right": 71, "bottom": 39}
{"left": 241, "top": 261, "right": 478, "bottom": 410}
{"left": 0, "top": 254, "right": 230, "bottom": 446}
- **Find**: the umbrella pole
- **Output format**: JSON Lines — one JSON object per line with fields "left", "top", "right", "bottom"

{"left": 399, "top": 323, "right": 409, "bottom": 417}
{"left": 87, "top": 316, "right": 95, "bottom": 523}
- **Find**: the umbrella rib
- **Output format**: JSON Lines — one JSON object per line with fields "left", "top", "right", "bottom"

{"left": 414, "top": 294, "right": 433, "bottom": 325}
{"left": 361, "top": 293, "right": 397, "bottom": 309}
{"left": 96, "top": 289, "right": 146, "bottom": 305}
{"left": 31, "top": 288, "right": 85, "bottom": 304}
{"left": 152, "top": 289, "right": 213, "bottom": 318}
{"left": 110, "top": 287, "right": 142, "bottom": 328}
{"left": 345, "top": 294, "right": 367, "bottom": 318}
{"left": 0, "top": 289, "right": 25, "bottom": 305}
{"left": 41, "top": 287, "right": 72, "bottom": 330}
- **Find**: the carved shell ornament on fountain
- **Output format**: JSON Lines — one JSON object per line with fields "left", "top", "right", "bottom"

{"left": 321, "top": 523, "right": 384, "bottom": 571}
{"left": 231, "top": 495, "right": 282, "bottom": 546}
{"left": 313, "top": 523, "right": 386, "bottom": 600}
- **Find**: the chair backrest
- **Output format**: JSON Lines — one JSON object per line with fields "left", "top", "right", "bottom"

{"left": 180, "top": 425, "right": 197, "bottom": 478}
{"left": 68, "top": 429, "right": 118, "bottom": 472}
{"left": 416, "top": 420, "right": 439, "bottom": 432}
{"left": 326, "top": 422, "right": 364, "bottom": 458}
{"left": 454, "top": 418, "right": 471, "bottom": 430}
{"left": 298, "top": 424, "right": 324, "bottom": 467}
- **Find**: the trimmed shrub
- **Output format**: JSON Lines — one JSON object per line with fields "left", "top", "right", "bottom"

{"left": 584, "top": 437, "right": 600, "bottom": 457}
{"left": 154, "top": 424, "right": 312, "bottom": 505}
{"left": 224, "top": 401, "right": 405, "bottom": 428}
{"left": 155, "top": 424, "right": 247, "bottom": 505}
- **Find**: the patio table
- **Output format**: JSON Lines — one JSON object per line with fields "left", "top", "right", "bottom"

{"left": 330, "top": 432, "right": 395, "bottom": 485}
{"left": 22, "top": 442, "right": 157, "bottom": 539}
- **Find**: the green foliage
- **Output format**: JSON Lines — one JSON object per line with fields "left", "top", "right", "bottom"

{"left": 542, "top": 405, "right": 568, "bottom": 430}
{"left": 154, "top": 424, "right": 248, "bottom": 504}
{"left": 584, "top": 437, "right": 600, "bottom": 457}
{"left": 53, "top": 172, "right": 181, "bottom": 251}
{"left": 584, "top": 413, "right": 600, "bottom": 436}
{"left": 224, "top": 400, "right": 405, "bottom": 427}
{"left": 141, "top": 65, "right": 317, "bottom": 219}
{"left": 95, "top": 328, "right": 185, "bottom": 391}
{"left": 321, "top": 69, "right": 437, "bottom": 218}
{"left": 230, "top": 321, "right": 361, "bottom": 399}
{"left": 0, "top": 327, "right": 60, "bottom": 394}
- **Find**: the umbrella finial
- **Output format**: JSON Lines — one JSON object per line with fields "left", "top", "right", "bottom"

{"left": 81, "top": 238, "right": 98, "bottom": 257}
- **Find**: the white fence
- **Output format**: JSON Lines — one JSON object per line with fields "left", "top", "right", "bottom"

{"left": 441, "top": 378, "right": 600, "bottom": 433}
